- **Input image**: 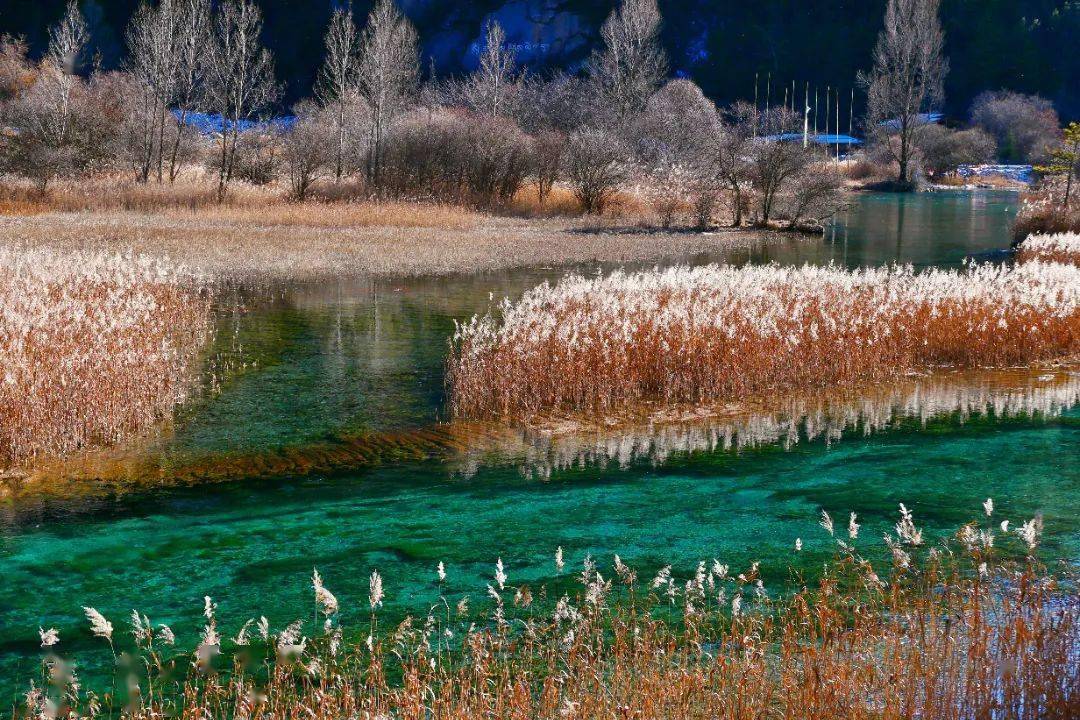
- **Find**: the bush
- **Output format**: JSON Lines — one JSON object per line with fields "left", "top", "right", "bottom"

{"left": 778, "top": 168, "right": 846, "bottom": 230}
{"left": 0, "top": 59, "right": 122, "bottom": 189}
{"left": 283, "top": 102, "right": 333, "bottom": 200}
{"left": 914, "top": 125, "right": 997, "bottom": 179}
{"left": 379, "top": 110, "right": 531, "bottom": 207}
{"left": 970, "top": 90, "right": 1060, "bottom": 164}
{"left": 565, "top": 127, "right": 630, "bottom": 214}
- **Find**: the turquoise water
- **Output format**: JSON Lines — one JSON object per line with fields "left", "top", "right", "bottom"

{"left": 5, "top": 189, "right": 1076, "bottom": 696}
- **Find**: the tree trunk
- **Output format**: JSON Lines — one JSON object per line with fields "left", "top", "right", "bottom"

{"left": 167, "top": 110, "right": 189, "bottom": 183}
{"left": 336, "top": 100, "right": 345, "bottom": 182}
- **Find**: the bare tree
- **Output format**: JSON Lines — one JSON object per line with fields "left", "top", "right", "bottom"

{"left": 0, "top": 1, "right": 94, "bottom": 190}
{"left": 631, "top": 79, "right": 720, "bottom": 226}
{"left": 44, "top": 0, "right": 89, "bottom": 151}
{"left": 588, "top": 0, "right": 667, "bottom": 125}
{"left": 565, "top": 127, "right": 629, "bottom": 214}
{"left": 204, "top": 0, "right": 278, "bottom": 201}
{"left": 516, "top": 71, "right": 594, "bottom": 134}
{"left": 747, "top": 108, "right": 807, "bottom": 225}
{"left": 713, "top": 103, "right": 757, "bottom": 227}
{"left": 470, "top": 19, "right": 518, "bottom": 120}
{"left": 779, "top": 168, "right": 845, "bottom": 230}
{"left": 126, "top": 0, "right": 183, "bottom": 182}
{"left": 317, "top": 4, "right": 361, "bottom": 182}
{"left": 356, "top": 0, "right": 418, "bottom": 187}
{"left": 167, "top": 0, "right": 211, "bottom": 182}
{"left": 861, "top": 0, "right": 948, "bottom": 187}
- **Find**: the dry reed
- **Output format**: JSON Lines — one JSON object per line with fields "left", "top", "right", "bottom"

{"left": 1017, "top": 232, "right": 1080, "bottom": 266}
{"left": 23, "top": 507, "right": 1079, "bottom": 720}
{"left": 0, "top": 177, "right": 482, "bottom": 229}
{"left": 448, "top": 262, "right": 1080, "bottom": 421}
{"left": 0, "top": 246, "right": 211, "bottom": 468}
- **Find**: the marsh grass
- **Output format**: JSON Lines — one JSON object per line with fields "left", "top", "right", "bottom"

{"left": 448, "top": 262, "right": 1080, "bottom": 422}
{"left": 23, "top": 507, "right": 1078, "bottom": 720}
{"left": 1017, "top": 232, "right": 1080, "bottom": 266}
{"left": 0, "top": 246, "right": 211, "bottom": 469}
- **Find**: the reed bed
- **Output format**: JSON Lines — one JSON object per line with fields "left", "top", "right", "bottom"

{"left": 1017, "top": 232, "right": 1080, "bottom": 266}
{"left": 448, "top": 262, "right": 1080, "bottom": 421}
{"left": 0, "top": 246, "right": 211, "bottom": 469}
{"left": 22, "top": 506, "right": 1078, "bottom": 720}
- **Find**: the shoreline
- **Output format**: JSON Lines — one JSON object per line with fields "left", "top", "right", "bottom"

{"left": 0, "top": 209, "right": 774, "bottom": 284}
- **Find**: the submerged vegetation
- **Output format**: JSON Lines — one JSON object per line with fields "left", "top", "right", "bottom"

{"left": 449, "top": 260, "right": 1080, "bottom": 422}
{"left": 21, "top": 506, "right": 1078, "bottom": 720}
{"left": 0, "top": 246, "right": 210, "bottom": 470}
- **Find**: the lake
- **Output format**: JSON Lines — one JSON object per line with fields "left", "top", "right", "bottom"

{"left": 2, "top": 190, "right": 1076, "bottom": 695}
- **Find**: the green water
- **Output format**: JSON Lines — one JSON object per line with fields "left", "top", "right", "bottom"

{"left": 5, "top": 189, "right": 1076, "bottom": 695}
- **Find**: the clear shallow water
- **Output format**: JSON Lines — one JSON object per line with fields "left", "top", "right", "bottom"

{"left": 7, "top": 189, "right": 1075, "bottom": 695}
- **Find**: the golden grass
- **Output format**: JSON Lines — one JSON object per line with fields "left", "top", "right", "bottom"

{"left": 0, "top": 177, "right": 482, "bottom": 229}
{"left": 0, "top": 246, "right": 211, "bottom": 469}
{"left": 1014, "top": 187, "right": 1080, "bottom": 241}
{"left": 507, "top": 183, "right": 584, "bottom": 217}
{"left": 26, "top": 510, "right": 1078, "bottom": 720}
{"left": 0, "top": 178, "right": 761, "bottom": 281}
{"left": 448, "top": 263, "right": 1080, "bottom": 422}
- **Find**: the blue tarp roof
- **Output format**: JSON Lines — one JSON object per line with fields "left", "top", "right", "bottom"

{"left": 172, "top": 110, "right": 296, "bottom": 135}
{"left": 765, "top": 133, "right": 863, "bottom": 145}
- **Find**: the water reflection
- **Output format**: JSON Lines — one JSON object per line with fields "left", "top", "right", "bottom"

{"left": 455, "top": 366, "right": 1080, "bottom": 479}
{"left": 11, "top": 366, "right": 1076, "bottom": 505}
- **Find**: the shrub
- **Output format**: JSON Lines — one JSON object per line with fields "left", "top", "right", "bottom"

{"left": 970, "top": 90, "right": 1060, "bottom": 163}
{"left": 283, "top": 102, "right": 333, "bottom": 201}
{"left": 915, "top": 125, "right": 997, "bottom": 179}
{"left": 379, "top": 109, "right": 531, "bottom": 207}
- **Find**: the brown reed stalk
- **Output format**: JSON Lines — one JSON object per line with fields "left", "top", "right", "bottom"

{"left": 448, "top": 262, "right": 1080, "bottom": 422}
{"left": 25, "top": 512, "right": 1079, "bottom": 720}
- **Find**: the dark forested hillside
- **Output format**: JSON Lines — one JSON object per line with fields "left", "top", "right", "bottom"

{"left": 0, "top": 0, "right": 1075, "bottom": 118}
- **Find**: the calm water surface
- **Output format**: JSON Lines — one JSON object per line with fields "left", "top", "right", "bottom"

{"left": 5, "top": 190, "right": 1076, "bottom": 694}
